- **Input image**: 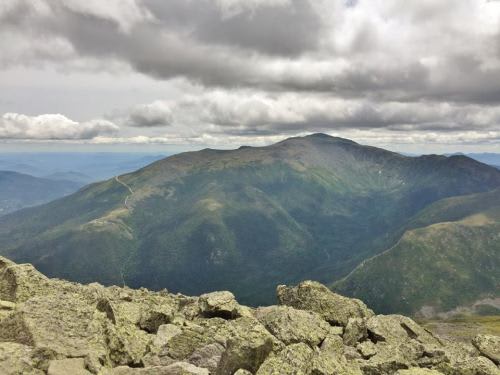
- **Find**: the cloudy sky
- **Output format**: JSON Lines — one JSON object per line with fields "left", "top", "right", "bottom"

{"left": 1, "top": 0, "right": 500, "bottom": 153}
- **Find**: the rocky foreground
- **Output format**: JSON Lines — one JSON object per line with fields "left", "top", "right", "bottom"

{"left": 0, "top": 257, "right": 498, "bottom": 375}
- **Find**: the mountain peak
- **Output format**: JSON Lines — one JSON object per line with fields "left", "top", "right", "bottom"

{"left": 305, "top": 133, "right": 356, "bottom": 142}
{"left": 276, "top": 133, "right": 358, "bottom": 146}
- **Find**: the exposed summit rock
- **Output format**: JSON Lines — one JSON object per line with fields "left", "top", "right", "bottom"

{"left": 473, "top": 334, "right": 500, "bottom": 365}
{"left": 277, "top": 280, "right": 374, "bottom": 326}
{"left": 0, "top": 256, "right": 498, "bottom": 375}
{"left": 199, "top": 291, "right": 252, "bottom": 320}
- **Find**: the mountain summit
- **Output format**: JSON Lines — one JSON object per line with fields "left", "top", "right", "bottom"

{"left": 2, "top": 256, "right": 499, "bottom": 374}
{"left": 1, "top": 134, "right": 499, "bottom": 309}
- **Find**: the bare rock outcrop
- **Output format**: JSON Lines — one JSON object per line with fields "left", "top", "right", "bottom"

{"left": 0, "top": 256, "right": 498, "bottom": 375}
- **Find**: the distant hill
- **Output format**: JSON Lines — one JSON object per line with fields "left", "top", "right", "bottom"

{"left": 444, "top": 152, "right": 500, "bottom": 169}
{"left": 0, "top": 152, "right": 168, "bottom": 182}
{"left": 335, "top": 189, "right": 500, "bottom": 316}
{"left": 1, "top": 134, "right": 499, "bottom": 308}
{"left": 465, "top": 153, "right": 500, "bottom": 167}
{"left": 43, "top": 171, "right": 93, "bottom": 184}
{"left": 0, "top": 171, "right": 83, "bottom": 216}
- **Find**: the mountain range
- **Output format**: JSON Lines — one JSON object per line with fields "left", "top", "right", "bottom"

{"left": 0, "top": 170, "right": 83, "bottom": 216}
{"left": 0, "top": 134, "right": 499, "bottom": 315}
{"left": 335, "top": 188, "right": 500, "bottom": 316}
{"left": 0, "top": 152, "right": 168, "bottom": 183}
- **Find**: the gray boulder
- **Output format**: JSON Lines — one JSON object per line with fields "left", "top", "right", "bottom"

{"left": 255, "top": 305, "right": 330, "bottom": 346}
{"left": 276, "top": 281, "right": 374, "bottom": 326}
{"left": 473, "top": 334, "right": 500, "bottom": 365}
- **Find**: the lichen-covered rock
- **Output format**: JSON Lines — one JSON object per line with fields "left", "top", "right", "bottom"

{"left": 188, "top": 343, "right": 225, "bottom": 373}
{"left": 365, "top": 315, "right": 441, "bottom": 348}
{"left": 47, "top": 358, "right": 92, "bottom": 375}
{"left": 163, "top": 362, "right": 210, "bottom": 375}
{"left": 217, "top": 317, "right": 278, "bottom": 374}
{"left": 256, "top": 341, "right": 363, "bottom": 375}
{"left": 472, "top": 334, "right": 500, "bottom": 365}
{"left": 343, "top": 318, "right": 368, "bottom": 346}
{"left": 0, "top": 291, "right": 109, "bottom": 361}
{"left": 0, "top": 258, "right": 53, "bottom": 303}
{"left": 255, "top": 305, "right": 330, "bottom": 346}
{"left": 319, "top": 333, "right": 344, "bottom": 356}
{"left": 198, "top": 291, "right": 251, "bottom": 319}
{"left": 0, "top": 257, "right": 498, "bottom": 375}
{"left": 356, "top": 341, "right": 377, "bottom": 359}
{"left": 356, "top": 341, "right": 422, "bottom": 375}
{"left": 0, "top": 299, "right": 15, "bottom": 310}
{"left": 107, "top": 362, "right": 209, "bottom": 374}
{"left": 276, "top": 281, "right": 374, "bottom": 326}
{"left": 234, "top": 370, "right": 253, "bottom": 375}
{"left": 356, "top": 315, "right": 447, "bottom": 374}
{"left": 312, "top": 347, "right": 363, "bottom": 375}
{"left": 256, "top": 343, "right": 314, "bottom": 375}
{"left": 396, "top": 369, "right": 444, "bottom": 375}
{"left": 435, "top": 355, "right": 500, "bottom": 375}
{"left": 149, "top": 324, "right": 183, "bottom": 355}
{"left": 152, "top": 322, "right": 210, "bottom": 363}
{"left": 0, "top": 342, "right": 50, "bottom": 375}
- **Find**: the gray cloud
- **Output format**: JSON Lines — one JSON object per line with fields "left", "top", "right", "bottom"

{"left": 1, "top": 0, "right": 500, "bottom": 150}
{"left": 1, "top": 0, "right": 498, "bottom": 106}
{"left": 126, "top": 101, "right": 173, "bottom": 127}
{"left": 3, "top": 0, "right": 500, "bottom": 102}
{"left": 119, "top": 91, "right": 500, "bottom": 141}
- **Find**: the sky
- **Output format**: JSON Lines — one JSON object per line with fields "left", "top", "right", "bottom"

{"left": 1, "top": 0, "right": 500, "bottom": 153}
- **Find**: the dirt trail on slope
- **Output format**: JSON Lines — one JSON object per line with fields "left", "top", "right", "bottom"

{"left": 115, "top": 176, "right": 134, "bottom": 209}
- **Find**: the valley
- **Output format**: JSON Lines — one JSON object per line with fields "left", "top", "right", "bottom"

{"left": 1, "top": 134, "right": 499, "bottom": 316}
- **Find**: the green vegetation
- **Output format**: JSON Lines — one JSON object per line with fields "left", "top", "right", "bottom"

{"left": 335, "top": 189, "right": 500, "bottom": 315}
{"left": 0, "top": 170, "right": 82, "bottom": 216}
{"left": 1, "top": 134, "right": 499, "bottom": 308}
{"left": 420, "top": 315, "right": 500, "bottom": 343}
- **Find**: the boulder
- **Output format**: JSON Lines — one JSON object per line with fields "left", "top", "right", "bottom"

{"left": 396, "top": 369, "right": 444, "bottom": 375}
{"left": 319, "top": 333, "right": 344, "bottom": 356}
{"left": 356, "top": 341, "right": 421, "bottom": 375}
{"left": 312, "top": 346, "right": 363, "bottom": 375}
{"left": 435, "top": 355, "right": 500, "bottom": 375}
{"left": 234, "top": 370, "right": 253, "bottom": 375}
{"left": 255, "top": 305, "right": 330, "bottom": 346}
{"left": 150, "top": 324, "right": 183, "bottom": 355}
{"left": 0, "top": 342, "right": 51, "bottom": 375}
{"left": 256, "top": 341, "right": 363, "bottom": 375}
{"left": 356, "top": 341, "right": 377, "bottom": 359}
{"left": 188, "top": 343, "right": 225, "bottom": 373}
{"left": 365, "top": 315, "right": 441, "bottom": 347}
{"left": 0, "top": 259, "right": 53, "bottom": 303}
{"left": 356, "top": 315, "right": 446, "bottom": 374}
{"left": 343, "top": 318, "right": 368, "bottom": 346}
{"left": 217, "top": 317, "right": 278, "bottom": 375}
{"left": 107, "top": 363, "right": 209, "bottom": 374}
{"left": 163, "top": 362, "right": 210, "bottom": 375}
{"left": 198, "top": 291, "right": 251, "bottom": 319}
{"left": 276, "top": 281, "right": 374, "bottom": 326}
{"left": 0, "top": 257, "right": 497, "bottom": 375}
{"left": 47, "top": 358, "right": 92, "bottom": 375}
{"left": 472, "top": 334, "right": 500, "bottom": 365}
{"left": 0, "top": 291, "right": 108, "bottom": 361}
{"left": 256, "top": 343, "right": 314, "bottom": 375}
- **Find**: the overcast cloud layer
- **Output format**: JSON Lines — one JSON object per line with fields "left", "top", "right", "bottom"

{"left": 1, "top": 0, "right": 500, "bottom": 151}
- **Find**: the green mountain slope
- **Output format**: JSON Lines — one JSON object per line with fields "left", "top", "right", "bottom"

{"left": 0, "top": 170, "right": 83, "bottom": 216}
{"left": 335, "top": 189, "right": 500, "bottom": 316}
{"left": 1, "top": 134, "right": 499, "bottom": 305}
